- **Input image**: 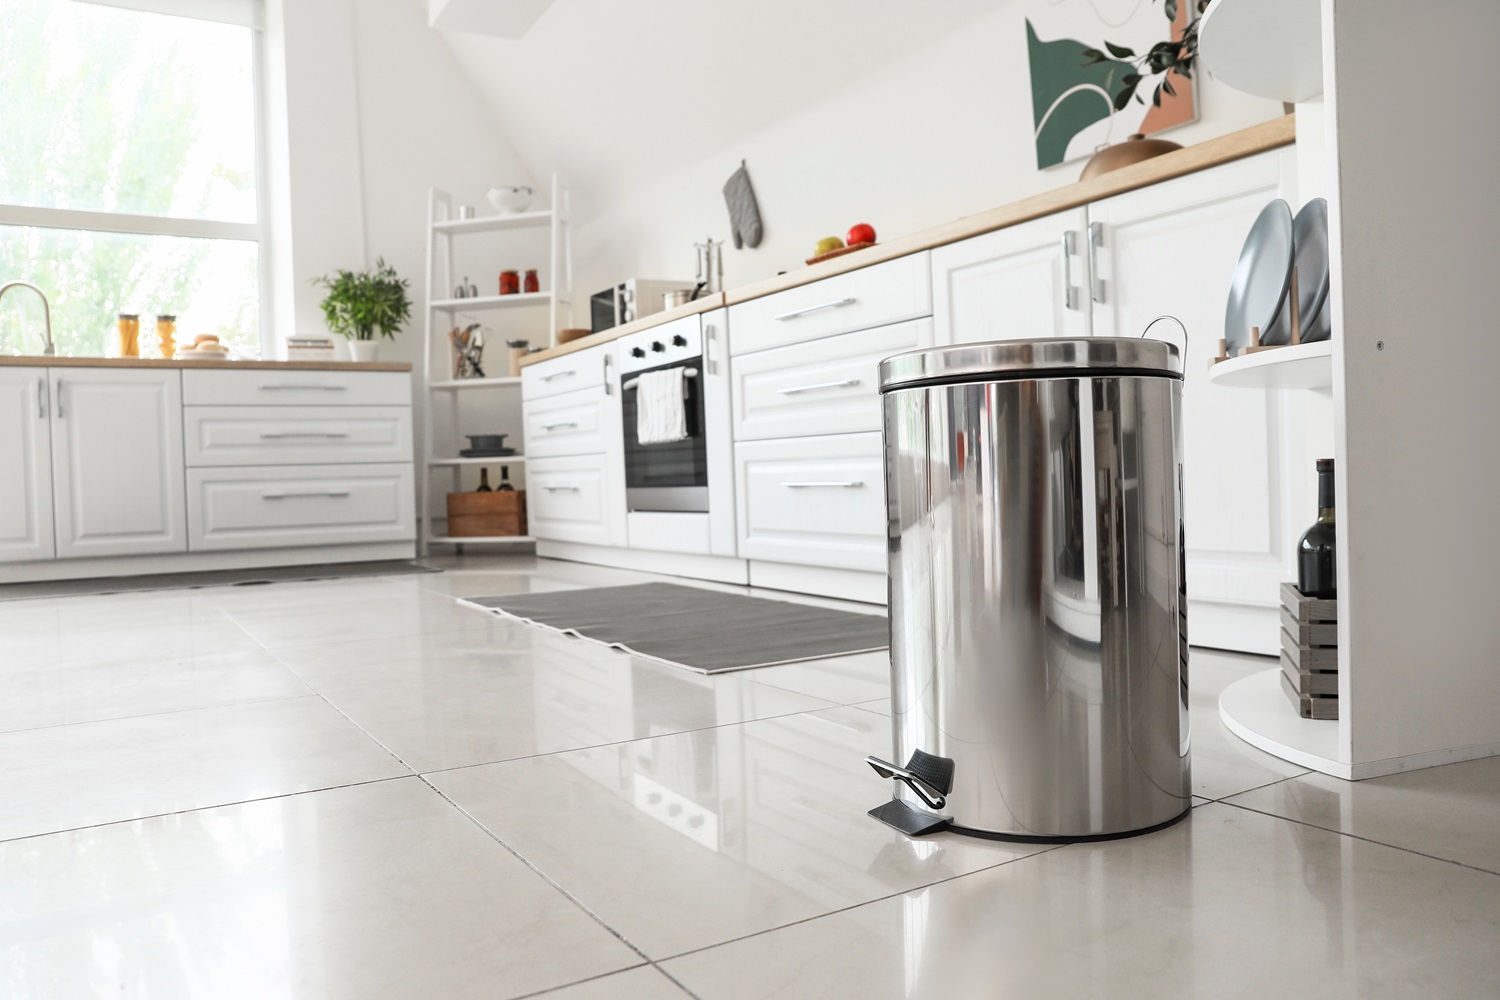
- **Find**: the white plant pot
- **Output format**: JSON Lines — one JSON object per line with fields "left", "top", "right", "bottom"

{"left": 348, "top": 340, "right": 380, "bottom": 363}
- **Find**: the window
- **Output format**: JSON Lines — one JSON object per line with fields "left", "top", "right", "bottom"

{"left": 0, "top": 0, "right": 266, "bottom": 358}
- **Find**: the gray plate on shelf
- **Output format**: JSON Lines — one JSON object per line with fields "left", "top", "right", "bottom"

{"left": 1225, "top": 199, "right": 1294, "bottom": 351}
{"left": 1292, "top": 197, "right": 1331, "bottom": 343}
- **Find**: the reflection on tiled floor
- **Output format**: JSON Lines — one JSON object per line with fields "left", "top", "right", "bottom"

{"left": 1, "top": 553, "right": 1496, "bottom": 999}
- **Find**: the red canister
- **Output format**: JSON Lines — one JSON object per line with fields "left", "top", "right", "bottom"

{"left": 498, "top": 269, "right": 520, "bottom": 295}
{"left": 523, "top": 268, "right": 539, "bottom": 294}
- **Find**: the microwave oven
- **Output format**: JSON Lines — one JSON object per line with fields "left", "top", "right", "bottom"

{"left": 590, "top": 279, "right": 696, "bottom": 334}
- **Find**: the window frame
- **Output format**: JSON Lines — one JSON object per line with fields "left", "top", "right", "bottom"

{"left": 0, "top": 0, "right": 272, "bottom": 357}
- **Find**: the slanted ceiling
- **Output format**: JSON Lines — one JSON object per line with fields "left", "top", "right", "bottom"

{"left": 421, "top": 0, "right": 998, "bottom": 214}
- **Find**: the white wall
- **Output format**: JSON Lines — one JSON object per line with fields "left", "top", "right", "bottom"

{"left": 265, "top": 0, "right": 537, "bottom": 489}
{"left": 571, "top": 2, "right": 1286, "bottom": 299}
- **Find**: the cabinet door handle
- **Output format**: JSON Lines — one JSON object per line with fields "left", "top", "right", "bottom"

{"left": 54, "top": 378, "right": 63, "bottom": 418}
{"left": 1061, "top": 231, "right": 1080, "bottom": 311}
{"left": 36, "top": 378, "right": 45, "bottom": 419}
{"left": 257, "top": 383, "right": 348, "bottom": 391}
{"left": 603, "top": 353, "right": 613, "bottom": 395}
{"left": 776, "top": 378, "right": 861, "bottom": 396}
{"left": 262, "top": 489, "right": 351, "bottom": 500}
{"left": 704, "top": 323, "right": 717, "bottom": 376}
{"left": 258, "top": 431, "right": 351, "bottom": 439}
{"left": 1088, "top": 221, "right": 1106, "bottom": 304}
{"left": 781, "top": 480, "right": 864, "bottom": 488}
{"left": 542, "top": 485, "right": 580, "bottom": 492}
{"left": 541, "top": 421, "right": 578, "bottom": 431}
{"left": 773, "top": 297, "right": 856, "bottom": 322}
{"left": 540, "top": 369, "right": 576, "bottom": 382}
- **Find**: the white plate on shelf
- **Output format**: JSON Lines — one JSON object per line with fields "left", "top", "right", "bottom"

{"left": 1292, "top": 198, "right": 1331, "bottom": 343}
{"left": 1225, "top": 198, "right": 1294, "bottom": 352}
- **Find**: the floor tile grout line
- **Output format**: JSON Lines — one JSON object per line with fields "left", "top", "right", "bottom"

{"left": 0, "top": 773, "right": 413, "bottom": 846}
{"left": 502, "top": 962, "right": 654, "bottom": 1000}
{"left": 1199, "top": 771, "right": 1311, "bottom": 803}
{"left": 415, "top": 772, "right": 655, "bottom": 966}
{"left": 650, "top": 844, "right": 1073, "bottom": 968}
{"left": 1212, "top": 797, "right": 1500, "bottom": 878}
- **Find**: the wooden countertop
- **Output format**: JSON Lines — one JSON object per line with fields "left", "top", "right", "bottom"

{"left": 0, "top": 356, "right": 412, "bottom": 372}
{"left": 520, "top": 114, "right": 1295, "bottom": 369}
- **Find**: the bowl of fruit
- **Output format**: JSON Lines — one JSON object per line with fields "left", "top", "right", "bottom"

{"left": 806, "top": 223, "right": 877, "bottom": 266}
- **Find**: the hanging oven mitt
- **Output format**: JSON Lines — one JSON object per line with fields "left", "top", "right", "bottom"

{"left": 723, "top": 159, "right": 763, "bottom": 249}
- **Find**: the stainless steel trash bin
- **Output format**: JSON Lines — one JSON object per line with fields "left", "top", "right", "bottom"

{"left": 867, "top": 338, "right": 1190, "bottom": 841}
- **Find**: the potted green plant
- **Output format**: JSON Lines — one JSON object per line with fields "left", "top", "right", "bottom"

{"left": 312, "top": 258, "right": 411, "bottom": 362}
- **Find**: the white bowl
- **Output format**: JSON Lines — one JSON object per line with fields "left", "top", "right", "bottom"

{"left": 486, "top": 186, "right": 534, "bottom": 214}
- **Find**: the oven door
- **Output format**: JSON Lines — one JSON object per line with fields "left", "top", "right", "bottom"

{"left": 620, "top": 359, "right": 709, "bottom": 512}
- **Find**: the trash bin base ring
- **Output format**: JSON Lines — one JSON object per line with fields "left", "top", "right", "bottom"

{"left": 868, "top": 799, "right": 1191, "bottom": 844}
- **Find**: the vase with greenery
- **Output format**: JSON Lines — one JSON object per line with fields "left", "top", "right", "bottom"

{"left": 312, "top": 257, "right": 411, "bottom": 362}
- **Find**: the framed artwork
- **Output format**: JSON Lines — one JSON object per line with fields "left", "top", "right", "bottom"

{"left": 1026, "top": 0, "right": 1199, "bottom": 170}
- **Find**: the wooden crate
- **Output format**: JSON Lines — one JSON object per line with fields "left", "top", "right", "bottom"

{"left": 1280, "top": 582, "right": 1337, "bottom": 623}
{"left": 446, "top": 490, "right": 527, "bottom": 537}
{"left": 1280, "top": 607, "right": 1338, "bottom": 646}
{"left": 1281, "top": 627, "right": 1337, "bottom": 671}
{"left": 1280, "top": 670, "right": 1340, "bottom": 719}
{"left": 1281, "top": 652, "right": 1338, "bottom": 696}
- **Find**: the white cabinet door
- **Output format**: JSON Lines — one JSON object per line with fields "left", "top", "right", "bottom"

{"left": 50, "top": 368, "right": 187, "bottom": 558}
{"left": 1088, "top": 151, "right": 1307, "bottom": 654}
{"left": 529, "top": 453, "right": 625, "bottom": 547}
{"left": 931, "top": 208, "right": 1092, "bottom": 346}
{"left": 0, "top": 369, "right": 55, "bottom": 562}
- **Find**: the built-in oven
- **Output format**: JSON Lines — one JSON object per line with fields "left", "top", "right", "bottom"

{"left": 618, "top": 325, "right": 708, "bottom": 513}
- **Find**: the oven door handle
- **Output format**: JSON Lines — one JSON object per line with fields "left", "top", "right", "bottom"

{"left": 621, "top": 367, "right": 699, "bottom": 392}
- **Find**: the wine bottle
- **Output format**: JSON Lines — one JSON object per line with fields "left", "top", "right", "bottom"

{"left": 498, "top": 465, "right": 515, "bottom": 492}
{"left": 476, "top": 468, "right": 493, "bottom": 493}
{"left": 1297, "top": 459, "right": 1336, "bottom": 598}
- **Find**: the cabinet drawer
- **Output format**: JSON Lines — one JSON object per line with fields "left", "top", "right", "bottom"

{"left": 181, "top": 369, "right": 410, "bottom": 407}
{"left": 186, "top": 463, "right": 414, "bottom": 552}
{"left": 522, "top": 348, "right": 608, "bottom": 401}
{"left": 523, "top": 385, "right": 607, "bottom": 458}
{"left": 184, "top": 406, "right": 412, "bottom": 467}
{"left": 729, "top": 253, "right": 931, "bottom": 356}
{"left": 735, "top": 433, "right": 886, "bottom": 572}
{"left": 528, "top": 455, "right": 617, "bottom": 547}
{"left": 732, "top": 319, "right": 927, "bottom": 442}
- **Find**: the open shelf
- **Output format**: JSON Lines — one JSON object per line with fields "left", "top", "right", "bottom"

{"left": 428, "top": 534, "right": 534, "bottom": 545}
{"left": 431, "top": 292, "right": 553, "bottom": 312}
{"left": 428, "top": 456, "right": 525, "bottom": 467}
{"left": 1198, "top": 0, "right": 1324, "bottom": 103}
{"left": 1219, "top": 669, "right": 1346, "bottom": 778}
{"left": 432, "top": 209, "right": 553, "bottom": 235}
{"left": 1208, "top": 340, "right": 1332, "bottom": 390}
{"left": 428, "top": 376, "right": 521, "bottom": 390}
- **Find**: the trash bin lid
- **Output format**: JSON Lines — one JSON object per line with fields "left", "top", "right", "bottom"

{"left": 879, "top": 337, "right": 1182, "bottom": 393}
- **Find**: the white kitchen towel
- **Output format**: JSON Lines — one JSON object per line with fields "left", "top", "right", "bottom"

{"left": 636, "top": 367, "right": 687, "bottom": 444}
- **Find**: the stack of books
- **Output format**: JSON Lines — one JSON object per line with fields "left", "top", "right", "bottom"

{"left": 1280, "top": 582, "right": 1339, "bottom": 719}
{"left": 286, "top": 337, "right": 336, "bottom": 361}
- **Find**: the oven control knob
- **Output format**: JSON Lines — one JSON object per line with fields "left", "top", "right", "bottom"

{"left": 650, "top": 341, "right": 665, "bottom": 352}
{"left": 630, "top": 347, "right": 646, "bottom": 358}
{"left": 671, "top": 335, "right": 687, "bottom": 347}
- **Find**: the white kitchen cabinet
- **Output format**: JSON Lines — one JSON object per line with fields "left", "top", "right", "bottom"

{"left": 528, "top": 453, "right": 626, "bottom": 547}
{"left": 0, "top": 369, "right": 55, "bottom": 563}
{"left": 734, "top": 432, "right": 886, "bottom": 573}
{"left": 50, "top": 368, "right": 187, "bottom": 559}
{"left": 186, "top": 463, "right": 414, "bottom": 551}
{"left": 183, "top": 405, "right": 412, "bottom": 468}
{"left": 1087, "top": 150, "right": 1304, "bottom": 654}
{"left": 181, "top": 368, "right": 410, "bottom": 407}
{"left": 931, "top": 208, "right": 1092, "bottom": 346}
{"left": 522, "top": 384, "right": 609, "bottom": 459}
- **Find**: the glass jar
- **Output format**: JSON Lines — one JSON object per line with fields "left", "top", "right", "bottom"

{"left": 523, "top": 268, "right": 539, "bottom": 294}
{"left": 117, "top": 314, "right": 140, "bottom": 357}
{"left": 498, "top": 269, "right": 520, "bottom": 295}
{"left": 156, "top": 314, "right": 177, "bottom": 358}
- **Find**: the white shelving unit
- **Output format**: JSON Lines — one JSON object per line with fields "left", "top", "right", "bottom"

{"left": 419, "top": 174, "right": 571, "bottom": 554}
{"left": 1208, "top": 340, "right": 1332, "bottom": 390}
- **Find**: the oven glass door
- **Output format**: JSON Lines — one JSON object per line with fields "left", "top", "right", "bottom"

{"left": 621, "top": 359, "right": 709, "bottom": 512}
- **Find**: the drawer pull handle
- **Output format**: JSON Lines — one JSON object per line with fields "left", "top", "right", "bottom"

{"left": 776, "top": 378, "right": 861, "bottom": 396}
{"left": 262, "top": 489, "right": 352, "bottom": 500}
{"left": 773, "top": 297, "right": 856, "bottom": 322}
{"left": 539, "top": 369, "right": 576, "bottom": 382}
{"left": 257, "top": 383, "right": 348, "bottom": 391}
{"left": 258, "top": 432, "right": 351, "bottom": 439}
{"left": 781, "top": 480, "right": 864, "bottom": 489}
{"left": 542, "top": 485, "right": 581, "bottom": 492}
{"left": 541, "top": 421, "right": 578, "bottom": 431}
{"left": 37, "top": 378, "right": 46, "bottom": 419}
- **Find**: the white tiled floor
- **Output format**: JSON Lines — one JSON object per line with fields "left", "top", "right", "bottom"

{"left": 1, "top": 554, "right": 1497, "bottom": 999}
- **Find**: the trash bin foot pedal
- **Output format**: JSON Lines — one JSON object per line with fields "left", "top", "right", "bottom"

{"left": 865, "top": 751, "right": 954, "bottom": 810}
{"left": 868, "top": 798, "right": 949, "bottom": 837}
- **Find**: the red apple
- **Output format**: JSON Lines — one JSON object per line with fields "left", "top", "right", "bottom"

{"left": 847, "top": 223, "right": 876, "bottom": 245}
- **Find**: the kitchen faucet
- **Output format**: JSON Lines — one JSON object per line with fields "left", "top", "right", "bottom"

{"left": 0, "top": 281, "right": 55, "bottom": 356}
